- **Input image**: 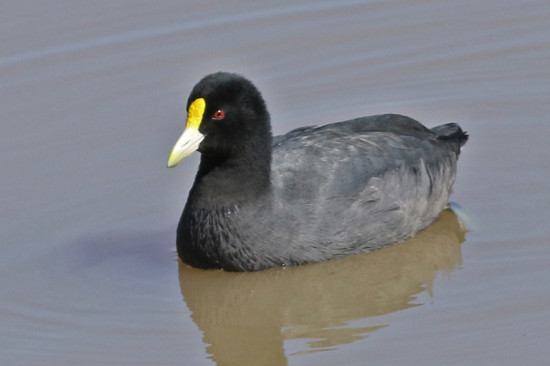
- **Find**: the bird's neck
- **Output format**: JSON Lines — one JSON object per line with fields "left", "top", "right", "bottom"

{"left": 192, "top": 148, "right": 272, "bottom": 204}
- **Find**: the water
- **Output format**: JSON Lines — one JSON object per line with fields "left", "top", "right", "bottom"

{"left": 2, "top": 1, "right": 550, "bottom": 365}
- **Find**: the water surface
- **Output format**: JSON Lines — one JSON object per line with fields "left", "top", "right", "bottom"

{"left": 2, "top": 1, "right": 550, "bottom": 365}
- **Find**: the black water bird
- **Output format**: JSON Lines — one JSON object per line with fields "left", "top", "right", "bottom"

{"left": 167, "top": 72, "right": 468, "bottom": 271}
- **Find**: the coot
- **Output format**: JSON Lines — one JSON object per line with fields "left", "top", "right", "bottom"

{"left": 168, "top": 72, "right": 468, "bottom": 271}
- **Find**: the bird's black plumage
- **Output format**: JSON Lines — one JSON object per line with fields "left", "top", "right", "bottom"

{"left": 169, "top": 72, "right": 468, "bottom": 271}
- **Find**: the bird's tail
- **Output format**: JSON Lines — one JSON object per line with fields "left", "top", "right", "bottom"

{"left": 431, "top": 123, "right": 468, "bottom": 147}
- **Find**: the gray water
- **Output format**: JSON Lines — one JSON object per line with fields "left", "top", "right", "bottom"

{"left": 2, "top": 1, "right": 550, "bottom": 365}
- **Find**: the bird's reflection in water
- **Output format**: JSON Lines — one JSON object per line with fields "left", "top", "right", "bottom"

{"left": 178, "top": 209, "right": 466, "bottom": 365}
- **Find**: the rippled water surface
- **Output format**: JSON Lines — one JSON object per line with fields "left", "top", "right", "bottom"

{"left": 2, "top": 1, "right": 550, "bottom": 365}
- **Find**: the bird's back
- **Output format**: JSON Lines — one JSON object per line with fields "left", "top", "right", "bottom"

{"left": 269, "top": 114, "right": 467, "bottom": 260}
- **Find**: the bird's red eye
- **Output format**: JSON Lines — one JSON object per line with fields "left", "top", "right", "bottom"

{"left": 213, "top": 110, "right": 225, "bottom": 120}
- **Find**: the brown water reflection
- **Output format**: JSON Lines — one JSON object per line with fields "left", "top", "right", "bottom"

{"left": 179, "top": 209, "right": 465, "bottom": 365}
